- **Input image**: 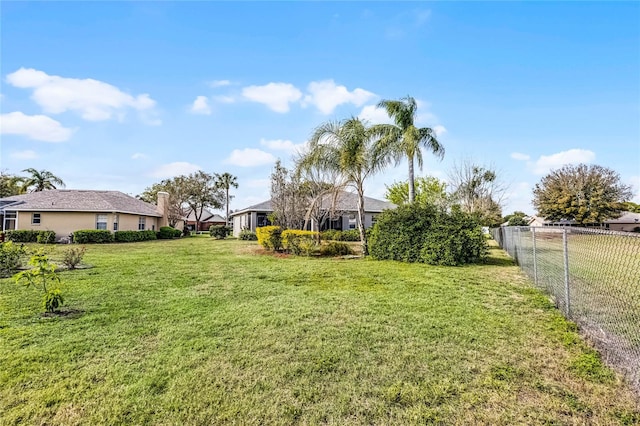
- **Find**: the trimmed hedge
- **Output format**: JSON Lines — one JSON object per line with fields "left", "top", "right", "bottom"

{"left": 238, "top": 229, "right": 257, "bottom": 240}
{"left": 320, "top": 241, "right": 353, "bottom": 256}
{"left": 5, "top": 230, "right": 57, "bottom": 243}
{"left": 282, "top": 230, "right": 318, "bottom": 256}
{"left": 114, "top": 230, "right": 157, "bottom": 242}
{"left": 320, "top": 229, "right": 361, "bottom": 242}
{"left": 157, "top": 226, "right": 182, "bottom": 239}
{"left": 209, "top": 225, "right": 231, "bottom": 239}
{"left": 369, "top": 204, "right": 487, "bottom": 266}
{"left": 256, "top": 226, "right": 283, "bottom": 251}
{"left": 73, "top": 230, "right": 114, "bottom": 244}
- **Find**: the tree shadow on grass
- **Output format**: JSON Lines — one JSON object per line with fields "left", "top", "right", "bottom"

{"left": 41, "top": 308, "right": 84, "bottom": 319}
{"left": 483, "top": 246, "right": 516, "bottom": 267}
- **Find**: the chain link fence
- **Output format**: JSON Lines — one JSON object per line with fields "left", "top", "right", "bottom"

{"left": 491, "top": 226, "right": 640, "bottom": 391}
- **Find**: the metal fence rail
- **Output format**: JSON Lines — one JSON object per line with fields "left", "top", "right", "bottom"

{"left": 491, "top": 226, "right": 640, "bottom": 390}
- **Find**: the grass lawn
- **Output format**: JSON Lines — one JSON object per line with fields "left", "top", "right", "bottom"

{"left": 1, "top": 237, "right": 638, "bottom": 425}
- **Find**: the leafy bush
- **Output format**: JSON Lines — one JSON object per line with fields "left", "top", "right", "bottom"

{"left": 256, "top": 226, "right": 283, "bottom": 251}
{"left": 320, "top": 241, "right": 353, "bottom": 256}
{"left": 73, "top": 230, "right": 114, "bottom": 244}
{"left": 13, "top": 250, "right": 64, "bottom": 313}
{"left": 62, "top": 246, "right": 86, "bottom": 270}
{"left": 282, "top": 230, "right": 319, "bottom": 256}
{"left": 238, "top": 229, "right": 257, "bottom": 240}
{"left": 6, "top": 230, "right": 56, "bottom": 244}
{"left": 0, "top": 241, "right": 26, "bottom": 277}
{"left": 336, "top": 229, "right": 361, "bottom": 242}
{"left": 209, "top": 225, "right": 231, "bottom": 239}
{"left": 158, "top": 226, "right": 182, "bottom": 239}
{"left": 36, "top": 231, "right": 56, "bottom": 244}
{"left": 321, "top": 229, "right": 340, "bottom": 241}
{"left": 114, "top": 230, "right": 157, "bottom": 242}
{"left": 369, "top": 204, "right": 487, "bottom": 266}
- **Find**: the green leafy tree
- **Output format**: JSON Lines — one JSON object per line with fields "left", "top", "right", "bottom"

{"left": 21, "top": 168, "right": 65, "bottom": 192}
{"left": 214, "top": 172, "right": 239, "bottom": 225}
{"left": 13, "top": 250, "right": 64, "bottom": 313}
{"left": 503, "top": 211, "right": 529, "bottom": 226}
{"left": 298, "top": 118, "right": 385, "bottom": 255}
{"left": 533, "top": 164, "right": 632, "bottom": 224}
{"left": 372, "top": 96, "right": 444, "bottom": 203}
{"left": 0, "top": 171, "right": 26, "bottom": 197}
{"left": 183, "top": 171, "right": 225, "bottom": 232}
{"left": 139, "top": 179, "right": 189, "bottom": 227}
{"left": 623, "top": 201, "right": 640, "bottom": 213}
{"left": 385, "top": 176, "right": 449, "bottom": 207}
{"left": 270, "top": 160, "right": 307, "bottom": 230}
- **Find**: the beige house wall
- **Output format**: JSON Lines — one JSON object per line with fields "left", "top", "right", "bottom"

{"left": 15, "top": 211, "right": 159, "bottom": 239}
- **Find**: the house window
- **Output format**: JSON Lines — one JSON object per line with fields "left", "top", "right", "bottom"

{"left": 4, "top": 211, "right": 17, "bottom": 230}
{"left": 32, "top": 213, "right": 41, "bottom": 225}
{"left": 96, "top": 214, "right": 107, "bottom": 230}
{"left": 348, "top": 214, "right": 357, "bottom": 230}
{"left": 113, "top": 214, "right": 119, "bottom": 231}
{"left": 371, "top": 215, "right": 378, "bottom": 224}
{"left": 138, "top": 217, "right": 146, "bottom": 230}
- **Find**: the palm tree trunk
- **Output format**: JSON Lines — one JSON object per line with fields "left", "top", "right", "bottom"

{"left": 408, "top": 157, "right": 416, "bottom": 203}
{"left": 225, "top": 189, "right": 230, "bottom": 226}
{"left": 356, "top": 183, "right": 368, "bottom": 256}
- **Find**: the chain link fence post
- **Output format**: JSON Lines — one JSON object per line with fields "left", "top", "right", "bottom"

{"left": 562, "top": 227, "right": 571, "bottom": 318}
{"left": 532, "top": 227, "right": 538, "bottom": 287}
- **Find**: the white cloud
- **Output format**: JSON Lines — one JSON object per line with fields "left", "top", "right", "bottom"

{"left": 213, "top": 95, "right": 235, "bottom": 104}
{"left": 0, "top": 111, "right": 74, "bottom": 142}
{"left": 433, "top": 125, "right": 447, "bottom": 137}
{"left": 358, "top": 105, "right": 393, "bottom": 124}
{"left": 149, "top": 162, "right": 201, "bottom": 178}
{"left": 511, "top": 152, "right": 530, "bottom": 161}
{"left": 225, "top": 148, "right": 276, "bottom": 167}
{"left": 131, "top": 153, "right": 147, "bottom": 160}
{"left": 190, "top": 96, "right": 211, "bottom": 115}
{"left": 242, "top": 82, "right": 302, "bottom": 113}
{"left": 303, "top": 80, "right": 375, "bottom": 114}
{"left": 531, "top": 149, "right": 595, "bottom": 175}
{"left": 208, "top": 80, "right": 231, "bottom": 88}
{"left": 628, "top": 175, "right": 640, "bottom": 204}
{"left": 260, "top": 138, "right": 306, "bottom": 154}
{"left": 6, "top": 67, "right": 157, "bottom": 122}
{"left": 10, "top": 150, "right": 38, "bottom": 160}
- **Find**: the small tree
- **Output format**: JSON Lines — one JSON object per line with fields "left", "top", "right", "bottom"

{"left": 385, "top": 176, "right": 449, "bottom": 207}
{"left": 14, "top": 250, "right": 64, "bottom": 313}
{"left": 270, "top": 160, "right": 307, "bottom": 230}
{"left": 532, "top": 164, "right": 632, "bottom": 224}
{"left": 214, "top": 172, "right": 239, "bottom": 225}
{"left": 183, "top": 171, "right": 225, "bottom": 232}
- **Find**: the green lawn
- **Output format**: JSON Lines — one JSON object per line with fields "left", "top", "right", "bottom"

{"left": 1, "top": 238, "right": 638, "bottom": 425}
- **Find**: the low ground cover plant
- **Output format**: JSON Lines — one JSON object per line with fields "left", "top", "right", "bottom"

{"left": 157, "top": 226, "right": 182, "bottom": 239}
{"left": 238, "top": 229, "right": 257, "bottom": 240}
{"left": 209, "top": 225, "right": 231, "bottom": 239}
{"left": 62, "top": 246, "right": 86, "bottom": 270}
{"left": 282, "top": 230, "right": 318, "bottom": 256}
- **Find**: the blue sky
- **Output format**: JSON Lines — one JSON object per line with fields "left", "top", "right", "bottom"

{"left": 1, "top": 1, "right": 639, "bottom": 215}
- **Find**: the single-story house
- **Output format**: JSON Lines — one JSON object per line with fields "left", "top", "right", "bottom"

{"left": 185, "top": 208, "right": 226, "bottom": 232}
{"left": 0, "top": 190, "right": 169, "bottom": 240}
{"left": 229, "top": 191, "right": 394, "bottom": 237}
{"left": 501, "top": 211, "right": 640, "bottom": 232}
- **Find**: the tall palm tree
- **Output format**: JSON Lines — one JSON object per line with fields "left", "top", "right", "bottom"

{"left": 21, "top": 168, "right": 66, "bottom": 192}
{"left": 298, "top": 117, "right": 384, "bottom": 255}
{"left": 214, "top": 172, "right": 238, "bottom": 225}
{"left": 373, "top": 96, "right": 444, "bottom": 203}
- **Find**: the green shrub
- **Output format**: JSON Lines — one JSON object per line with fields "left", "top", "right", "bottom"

{"left": 282, "top": 230, "right": 319, "bottom": 256}
{"left": 158, "top": 226, "right": 181, "bottom": 239}
{"left": 73, "top": 230, "right": 114, "bottom": 244}
{"left": 36, "top": 231, "right": 56, "bottom": 244}
{"left": 62, "top": 246, "right": 86, "bottom": 270}
{"left": 238, "top": 229, "right": 257, "bottom": 240}
{"left": 256, "top": 226, "right": 283, "bottom": 251}
{"left": 320, "top": 241, "right": 353, "bottom": 256}
{"left": 209, "top": 225, "right": 231, "bottom": 239}
{"left": 5, "top": 230, "right": 39, "bottom": 243}
{"left": 13, "top": 250, "right": 64, "bottom": 313}
{"left": 369, "top": 204, "right": 487, "bottom": 266}
{"left": 336, "top": 229, "right": 361, "bottom": 242}
{"left": 321, "top": 229, "right": 340, "bottom": 241}
{"left": 114, "top": 230, "right": 157, "bottom": 242}
{"left": 0, "top": 241, "right": 27, "bottom": 277}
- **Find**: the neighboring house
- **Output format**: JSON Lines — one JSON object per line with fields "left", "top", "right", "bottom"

{"left": 229, "top": 191, "right": 394, "bottom": 237}
{"left": 0, "top": 190, "right": 169, "bottom": 240}
{"left": 501, "top": 212, "right": 640, "bottom": 232}
{"left": 185, "top": 208, "right": 226, "bottom": 232}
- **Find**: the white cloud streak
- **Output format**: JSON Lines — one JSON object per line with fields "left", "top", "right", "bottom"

{"left": 190, "top": 96, "right": 211, "bottom": 115}
{"left": 0, "top": 111, "right": 74, "bottom": 142}
{"left": 242, "top": 82, "right": 302, "bottom": 113}
{"left": 225, "top": 148, "right": 276, "bottom": 167}
{"left": 260, "top": 138, "right": 306, "bottom": 154}
{"left": 6, "top": 67, "right": 158, "bottom": 122}
{"left": 531, "top": 149, "right": 595, "bottom": 175}
{"left": 303, "top": 80, "right": 375, "bottom": 114}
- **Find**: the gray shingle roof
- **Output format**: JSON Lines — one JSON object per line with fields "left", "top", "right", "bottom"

{"left": 229, "top": 191, "right": 393, "bottom": 217}
{"left": 185, "top": 208, "right": 226, "bottom": 222}
{"left": 0, "top": 190, "right": 162, "bottom": 217}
